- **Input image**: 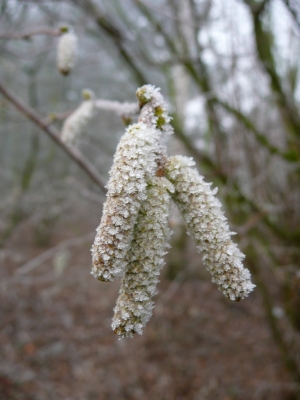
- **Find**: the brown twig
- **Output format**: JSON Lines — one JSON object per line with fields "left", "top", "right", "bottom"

{"left": 0, "top": 28, "right": 61, "bottom": 40}
{"left": 0, "top": 82, "right": 107, "bottom": 193}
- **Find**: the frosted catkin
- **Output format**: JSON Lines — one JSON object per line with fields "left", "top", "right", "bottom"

{"left": 57, "top": 31, "right": 77, "bottom": 75}
{"left": 91, "top": 85, "right": 173, "bottom": 282}
{"left": 112, "top": 177, "right": 174, "bottom": 339}
{"left": 165, "top": 156, "right": 255, "bottom": 301}
{"left": 91, "top": 123, "right": 164, "bottom": 282}
{"left": 61, "top": 90, "right": 96, "bottom": 145}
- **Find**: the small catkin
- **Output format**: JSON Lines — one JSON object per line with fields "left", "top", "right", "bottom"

{"left": 91, "top": 123, "right": 164, "bottom": 282}
{"left": 165, "top": 155, "right": 255, "bottom": 301}
{"left": 112, "top": 177, "right": 174, "bottom": 339}
{"left": 61, "top": 89, "right": 96, "bottom": 145}
{"left": 57, "top": 31, "right": 78, "bottom": 75}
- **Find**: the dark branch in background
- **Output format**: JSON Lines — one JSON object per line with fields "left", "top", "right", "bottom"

{"left": 282, "top": 0, "right": 300, "bottom": 31}
{"left": 80, "top": 0, "right": 147, "bottom": 86}
{"left": 0, "top": 82, "right": 107, "bottom": 193}
{"left": 248, "top": 247, "right": 300, "bottom": 384}
{"left": 0, "top": 28, "right": 61, "bottom": 40}
{"left": 244, "top": 0, "right": 300, "bottom": 144}
{"left": 214, "top": 99, "right": 300, "bottom": 164}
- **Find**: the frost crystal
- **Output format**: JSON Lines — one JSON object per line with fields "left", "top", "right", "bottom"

{"left": 112, "top": 177, "right": 174, "bottom": 339}
{"left": 165, "top": 155, "right": 255, "bottom": 301}
{"left": 57, "top": 31, "right": 78, "bottom": 75}
{"left": 136, "top": 85, "right": 173, "bottom": 136}
{"left": 61, "top": 89, "right": 96, "bottom": 145}
{"left": 91, "top": 123, "right": 165, "bottom": 282}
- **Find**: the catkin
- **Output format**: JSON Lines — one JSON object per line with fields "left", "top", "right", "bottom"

{"left": 165, "top": 155, "right": 255, "bottom": 301}
{"left": 91, "top": 123, "right": 164, "bottom": 282}
{"left": 57, "top": 31, "right": 78, "bottom": 75}
{"left": 112, "top": 177, "right": 174, "bottom": 339}
{"left": 61, "top": 90, "right": 96, "bottom": 145}
{"left": 91, "top": 85, "right": 173, "bottom": 282}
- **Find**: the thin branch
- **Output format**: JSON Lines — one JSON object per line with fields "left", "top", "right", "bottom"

{"left": 213, "top": 98, "right": 300, "bottom": 164}
{"left": 0, "top": 28, "right": 61, "bottom": 40}
{"left": 282, "top": 0, "right": 300, "bottom": 31}
{"left": 248, "top": 248, "right": 300, "bottom": 385}
{"left": 80, "top": 0, "right": 147, "bottom": 86}
{"left": 16, "top": 232, "right": 94, "bottom": 276}
{"left": 43, "top": 100, "right": 139, "bottom": 126}
{"left": 95, "top": 99, "right": 139, "bottom": 116}
{"left": 0, "top": 82, "right": 107, "bottom": 193}
{"left": 244, "top": 0, "right": 300, "bottom": 140}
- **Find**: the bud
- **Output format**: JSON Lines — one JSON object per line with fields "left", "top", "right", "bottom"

{"left": 137, "top": 85, "right": 172, "bottom": 135}
{"left": 57, "top": 30, "right": 77, "bottom": 75}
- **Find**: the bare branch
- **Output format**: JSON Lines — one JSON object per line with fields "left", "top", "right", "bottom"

{"left": 282, "top": 0, "right": 300, "bottom": 31}
{"left": 95, "top": 99, "right": 139, "bottom": 116}
{"left": 16, "top": 232, "right": 94, "bottom": 276}
{"left": 0, "top": 28, "right": 61, "bottom": 40}
{"left": 0, "top": 82, "right": 107, "bottom": 193}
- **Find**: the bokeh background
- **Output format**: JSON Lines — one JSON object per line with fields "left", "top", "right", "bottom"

{"left": 0, "top": 0, "right": 300, "bottom": 399}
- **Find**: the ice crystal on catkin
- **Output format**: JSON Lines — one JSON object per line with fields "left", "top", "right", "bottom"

{"left": 57, "top": 30, "right": 77, "bottom": 75}
{"left": 112, "top": 177, "right": 174, "bottom": 339}
{"left": 61, "top": 89, "right": 96, "bottom": 145}
{"left": 136, "top": 85, "right": 172, "bottom": 136}
{"left": 165, "top": 156, "right": 255, "bottom": 301}
{"left": 91, "top": 123, "right": 165, "bottom": 282}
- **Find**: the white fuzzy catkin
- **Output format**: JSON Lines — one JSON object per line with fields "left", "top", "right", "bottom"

{"left": 165, "top": 155, "right": 255, "bottom": 301}
{"left": 91, "top": 123, "right": 164, "bottom": 282}
{"left": 57, "top": 31, "right": 78, "bottom": 75}
{"left": 91, "top": 85, "right": 173, "bottom": 282}
{"left": 61, "top": 90, "right": 96, "bottom": 145}
{"left": 112, "top": 177, "right": 174, "bottom": 339}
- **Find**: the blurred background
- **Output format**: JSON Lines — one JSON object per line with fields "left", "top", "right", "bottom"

{"left": 0, "top": 0, "right": 300, "bottom": 399}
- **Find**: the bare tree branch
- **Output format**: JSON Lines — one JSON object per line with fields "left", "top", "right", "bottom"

{"left": 0, "top": 82, "right": 107, "bottom": 193}
{"left": 0, "top": 28, "right": 61, "bottom": 40}
{"left": 282, "top": 0, "right": 300, "bottom": 31}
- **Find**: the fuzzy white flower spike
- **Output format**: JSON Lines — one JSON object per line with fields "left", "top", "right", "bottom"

{"left": 91, "top": 85, "right": 172, "bottom": 282}
{"left": 61, "top": 89, "right": 96, "bottom": 146}
{"left": 57, "top": 27, "right": 78, "bottom": 75}
{"left": 112, "top": 177, "right": 174, "bottom": 339}
{"left": 165, "top": 155, "right": 255, "bottom": 301}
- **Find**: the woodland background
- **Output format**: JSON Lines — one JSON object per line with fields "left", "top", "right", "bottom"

{"left": 0, "top": 0, "right": 300, "bottom": 399}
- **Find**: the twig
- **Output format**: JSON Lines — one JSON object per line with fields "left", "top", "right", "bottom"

{"left": 0, "top": 82, "right": 107, "bottom": 193}
{"left": 16, "top": 232, "right": 94, "bottom": 276}
{"left": 0, "top": 28, "right": 61, "bottom": 40}
{"left": 95, "top": 99, "right": 139, "bottom": 116}
{"left": 42, "top": 110, "right": 73, "bottom": 126}
{"left": 155, "top": 272, "right": 185, "bottom": 315}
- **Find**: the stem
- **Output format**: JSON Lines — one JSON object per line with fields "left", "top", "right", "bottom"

{"left": 0, "top": 82, "right": 107, "bottom": 193}
{"left": 0, "top": 28, "right": 61, "bottom": 40}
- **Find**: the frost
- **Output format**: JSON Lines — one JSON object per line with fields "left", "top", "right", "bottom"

{"left": 91, "top": 124, "right": 166, "bottom": 281}
{"left": 91, "top": 85, "right": 255, "bottom": 340}
{"left": 165, "top": 155, "right": 255, "bottom": 301}
{"left": 111, "top": 177, "right": 173, "bottom": 339}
